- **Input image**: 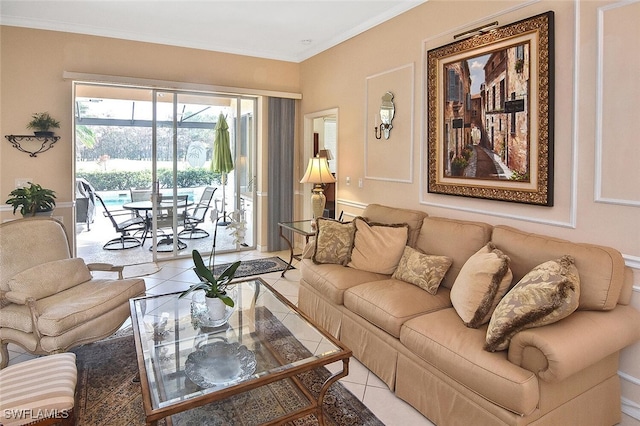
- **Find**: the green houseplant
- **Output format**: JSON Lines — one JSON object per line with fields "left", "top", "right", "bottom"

{"left": 180, "top": 249, "right": 241, "bottom": 320}
{"left": 27, "top": 112, "right": 60, "bottom": 137}
{"left": 5, "top": 182, "right": 56, "bottom": 217}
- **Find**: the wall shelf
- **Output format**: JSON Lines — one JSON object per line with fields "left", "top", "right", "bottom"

{"left": 5, "top": 135, "right": 60, "bottom": 157}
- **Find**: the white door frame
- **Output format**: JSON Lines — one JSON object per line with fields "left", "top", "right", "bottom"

{"left": 302, "top": 108, "right": 338, "bottom": 220}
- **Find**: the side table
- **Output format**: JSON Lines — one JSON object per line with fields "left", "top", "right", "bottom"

{"left": 278, "top": 220, "right": 316, "bottom": 277}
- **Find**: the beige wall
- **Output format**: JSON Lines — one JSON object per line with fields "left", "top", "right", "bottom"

{"left": 0, "top": 26, "right": 300, "bottom": 250}
{"left": 1, "top": 0, "right": 639, "bottom": 421}
{"left": 298, "top": 0, "right": 640, "bottom": 420}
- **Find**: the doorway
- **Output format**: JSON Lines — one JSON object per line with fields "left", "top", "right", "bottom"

{"left": 73, "top": 82, "right": 257, "bottom": 264}
{"left": 303, "top": 109, "right": 338, "bottom": 219}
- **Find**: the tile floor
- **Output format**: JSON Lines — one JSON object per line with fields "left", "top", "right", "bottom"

{"left": 5, "top": 249, "right": 434, "bottom": 426}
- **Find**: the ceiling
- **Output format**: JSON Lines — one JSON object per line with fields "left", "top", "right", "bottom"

{"left": 0, "top": 0, "right": 426, "bottom": 63}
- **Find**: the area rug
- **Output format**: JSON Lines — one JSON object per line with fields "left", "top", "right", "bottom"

{"left": 212, "top": 256, "right": 291, "bottom": 278}
{"left": 71, "top": 307, "right": 382, "bottom": 426}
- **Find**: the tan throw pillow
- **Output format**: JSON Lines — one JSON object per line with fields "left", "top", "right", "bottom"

{"left": 450, "top": 243, "right": 513, "bottom": 328}
{"left": 348, "top": 217, "right": 409, "bottom": 274}
{"left": 392, "top": 246, "right": 452, "bottom": 294}
{"left": 312, "top": 217, "right": 356, "bottom": 265}
{"left": 484, "top": 255, "right": 581, "bottom": 352}
{"left": 8, "top": 258, "right": 92, "bottom": 300}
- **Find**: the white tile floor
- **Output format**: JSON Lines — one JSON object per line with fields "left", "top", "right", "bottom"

{"left": 5, "top": 249, "right": 435, "bottom": 426}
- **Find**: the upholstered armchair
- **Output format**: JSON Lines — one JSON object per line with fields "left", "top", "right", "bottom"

{"left": 0, "top": 218, "right": 146, "bottom": 368}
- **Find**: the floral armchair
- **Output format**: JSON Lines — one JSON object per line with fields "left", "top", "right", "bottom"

{"left": 0, "top": 218, "right": 146, "bottom": 368}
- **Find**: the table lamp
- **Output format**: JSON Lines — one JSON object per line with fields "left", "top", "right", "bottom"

{"left": 300, "top": 155, "right": 336, "bottom": 219}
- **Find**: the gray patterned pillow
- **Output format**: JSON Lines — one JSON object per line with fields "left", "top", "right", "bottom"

{"left": 392, "top": 246, "right": 453, "bottom": 294}
{"left": 312, "top": 218, "right": 356, "bottom": 265}
{"left": 484, "top": 255, "right": 580, "bottom": 352}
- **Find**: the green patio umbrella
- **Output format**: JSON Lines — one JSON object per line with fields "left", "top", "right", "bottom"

{"left": 211, "top": 113, "right": 234, "bottom": 225}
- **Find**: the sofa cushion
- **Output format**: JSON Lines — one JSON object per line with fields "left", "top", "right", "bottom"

{"left": 300, "top": 259, "right": 388, "bottom": 305}
{"left": 485, "top": 255, "right": 580, "bottom": 352}
{"left": 348, "top": 218, "right": 408, "bottom": 274}
{"left": 37, "top": 278, "right": 146, "bottom": 336}
{"left": 344, "top": 279, "right": 451, "bottom": 338}
{"left": 450, "top": 243, "right": 513, "bottom": 328}
{"left": 492, "top": 225, "right": 625, "bottom": 310}
{"left": 414, "top": 216, "right": 492, "bottom": 289}
{"left": 392, "top": 246, "right": 452, "bottom": 295}
{"left": 1, "top": 278, "right": 146, "bottom": 336}
{"left": 400, "top": 308, "right": 539, "bottom": 416}
{"left": 8, "top": 258, "right": 93, "bottom": 301}
{"left": 312, "top": 217, "right": 356, "bottom": 266}
{"left": 361, "top": 203, "right": 427, "bottom": 248}
{"left": 0, "top": 219, "right": 72, "bottom": 294}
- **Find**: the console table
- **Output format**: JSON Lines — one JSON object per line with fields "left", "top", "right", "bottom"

{"left": 278, "top": 220, "right": 316, "bottom": 277}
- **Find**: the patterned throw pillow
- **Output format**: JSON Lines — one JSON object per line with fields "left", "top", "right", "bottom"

{"left": 392, "top": 246, "right": 453, "bottom": 294}
{"left": 484, "top": 255, "right": 581, "bottom": 352}
{"left": 450, "top": 243, "right": 513, "bottom": 328}
{"left": 312, "top": 217, "right": 356, "bottom": 265}
{"left": 348, "top": 218, "right": 409, "bottom": 274}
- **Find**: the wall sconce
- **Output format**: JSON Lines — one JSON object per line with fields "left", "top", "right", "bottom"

{"left": 374, "top": 91, "right": 395, "bottom": 140}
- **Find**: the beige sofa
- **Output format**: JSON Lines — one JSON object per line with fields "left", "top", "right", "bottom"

{"left": 298, "top": 204, "right": 640, "bottom": 425}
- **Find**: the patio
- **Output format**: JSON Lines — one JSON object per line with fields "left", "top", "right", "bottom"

{"left": 76, "top": 195, "right": 251, "bottom": 266}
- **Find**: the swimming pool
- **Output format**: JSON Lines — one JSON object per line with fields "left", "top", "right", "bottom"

{"left": 97, "top": 190, "right": 196, "bottom": 207}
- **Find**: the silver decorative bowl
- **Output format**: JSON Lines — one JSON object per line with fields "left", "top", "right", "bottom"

{"left": 185, "top": 341, "right": 257, "bottom": 388}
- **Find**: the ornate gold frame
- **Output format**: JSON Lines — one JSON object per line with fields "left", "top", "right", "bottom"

{"left": 426, "top": 11, "right": 554, "bottom": 206}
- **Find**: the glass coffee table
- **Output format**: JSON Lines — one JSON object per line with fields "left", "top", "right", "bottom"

{"left": 129, "top": 277, "right": 351, "bottom": 425}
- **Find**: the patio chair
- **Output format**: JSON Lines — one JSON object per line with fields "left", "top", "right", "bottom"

{"left": 95, "top": 193, "right": 147, "bottom": 250}
{"left": 179, "top": 186, "right": 216, "bottom": 239}
{"left": 155, "top": 194, "right": 189, "bottom": 252}
{"left": 130, "top": 188, "right": 152, "bottom": 203}
{"left": 0, "top": 218, "right": 146, "bottom": 369}
{"left": 129, "top": 187, "right": 153, "bottom": 237}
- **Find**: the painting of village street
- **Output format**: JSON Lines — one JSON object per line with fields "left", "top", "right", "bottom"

{"left": 442, "top": 42, "right": 530, "bottom": 181}
{"left": 427, "top": 11, "right": 553, "bottom": 206}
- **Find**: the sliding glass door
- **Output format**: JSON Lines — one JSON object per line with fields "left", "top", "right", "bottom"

{"left": 74, "top": 82, "right": 257, "bottom": 263}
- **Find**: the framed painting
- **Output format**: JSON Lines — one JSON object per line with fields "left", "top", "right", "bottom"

{"left": 426, "top": 11, "right": 554, "bottom": 206}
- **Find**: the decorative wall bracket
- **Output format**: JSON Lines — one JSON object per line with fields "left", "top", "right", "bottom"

{"left": 5, "top": 135, "right": 60, "bottom": 157}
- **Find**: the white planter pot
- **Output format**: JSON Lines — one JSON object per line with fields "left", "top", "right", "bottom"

{"left": 205, "top": 296, "right": 227, "bottom": 320}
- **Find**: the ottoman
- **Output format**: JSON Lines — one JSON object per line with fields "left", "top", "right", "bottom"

{"left": 0, "top": 353, "right": 77, "bottom": 426}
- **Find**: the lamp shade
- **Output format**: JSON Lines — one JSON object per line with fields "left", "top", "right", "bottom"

{"left": 318, "top": 149, "right": 333, "bottom": 160}
{"left": 300, "top": 156, "right": 336, "bottom": 184}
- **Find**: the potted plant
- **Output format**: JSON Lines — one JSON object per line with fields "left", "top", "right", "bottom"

{"left": 179, "top": 249, "right": 241, "bottom": 320}
{"left": 5, "top": 182, "right": 56, "bottom": 217}
{"left": 451, "top": 156, "right": 468, "bottom": 176}
{"left": 27, "top": 112, "right": 60, "bottom": 137}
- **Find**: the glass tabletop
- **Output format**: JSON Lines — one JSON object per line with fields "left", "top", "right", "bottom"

{"left": 278, "top": 220, "right": 316, "bottom": 236}
{"left": 130, "top": 278, "right": 347, "bottom": 411}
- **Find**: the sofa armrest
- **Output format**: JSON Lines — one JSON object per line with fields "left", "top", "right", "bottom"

{"left": 508, "top": 306, "right": 640, "bottom": 382}
{"left": 4, "top": 291, "right": 32, "bottom": 305}
{"left": 87, "top": 263, "right": 124, "bottom": 279}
